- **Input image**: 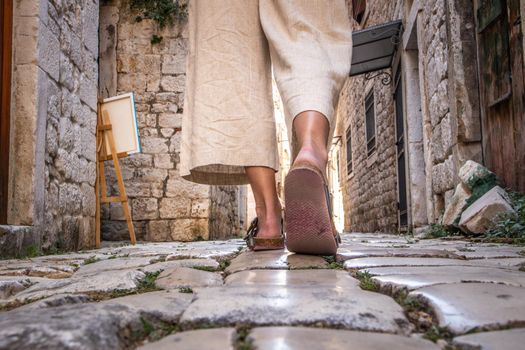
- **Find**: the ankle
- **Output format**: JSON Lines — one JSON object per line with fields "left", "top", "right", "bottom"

{"left": 294, "top": 143, "right": 328, "bottom": 169}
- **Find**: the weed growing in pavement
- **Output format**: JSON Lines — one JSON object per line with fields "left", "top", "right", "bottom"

{"left": 424, "top": 325, "right": 454, "bottom": 343}
{"left": 219, "top": 260, "right": 231, "bottom": 271}
{"left": 323, "top": 256, "right": 344, "bottom": 270}
{"left": 354, "top": 271, "right": 379, "bottom": 291}
{"left": 137, "top": 271, "right": 162, "bottom": 293}
{"left": 192, "top": 266, "right": 218, "bottom": 272}
{"left": 83, "top": 256, "right": 101, "bottom": 265}
{"left": 423, "top": 224, "right": 459, "bottom": 239}
{"left": 235, "top": 325, "right": 253, "bottom": 350}
{"left": 178, "top": 286, "right": 193, "bottom": 293}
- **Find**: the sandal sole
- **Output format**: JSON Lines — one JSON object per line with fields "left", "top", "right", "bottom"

{"left": 284, "top": 167, "right": 338, "bottom": 255}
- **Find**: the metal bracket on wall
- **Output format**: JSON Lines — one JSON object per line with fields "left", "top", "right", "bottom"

{"left": 364, "top": 70, "right": 392, "bottom": 86}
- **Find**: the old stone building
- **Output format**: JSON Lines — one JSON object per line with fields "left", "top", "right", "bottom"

{"left": 338, "top": 0, "right": 525, "bottom": 233}
{"left": 0, "top": 0, "right": 246, "bottom": 257}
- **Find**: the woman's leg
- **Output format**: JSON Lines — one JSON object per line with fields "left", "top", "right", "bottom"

{"left": 292, "top": 111, "right": 330, "bottom": 175}
{"left": 245, "top": 166, "right": 282, "bottom": 238}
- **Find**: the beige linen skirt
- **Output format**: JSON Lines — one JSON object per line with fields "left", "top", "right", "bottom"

{"left": 180, "top": 0, "right": 353, "bottom": 185}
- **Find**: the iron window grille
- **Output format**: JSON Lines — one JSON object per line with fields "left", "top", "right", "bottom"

{"left": 365, "top": 91, "right": 376, "bottom": 156}
{"left": 346, "top": 126, "right": 353, "bottom": 175}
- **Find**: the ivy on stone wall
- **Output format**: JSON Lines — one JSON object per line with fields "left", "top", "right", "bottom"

{"left": 130, "top": 0, "right": 188, "bottom": 44}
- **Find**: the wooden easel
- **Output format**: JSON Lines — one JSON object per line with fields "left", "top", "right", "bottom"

{"left": 95, "top": 96, "right": 136, "bottom": 248}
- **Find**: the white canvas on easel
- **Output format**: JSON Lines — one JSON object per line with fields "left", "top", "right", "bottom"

{"left": 100, "top": 92, "right": 141, "bottom": 157}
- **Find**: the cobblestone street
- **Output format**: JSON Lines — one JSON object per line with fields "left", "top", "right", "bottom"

{"left": 1, "top": 233, "right": 524, "bottom": 349}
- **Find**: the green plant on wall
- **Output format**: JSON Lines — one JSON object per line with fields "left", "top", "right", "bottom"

{"left": 130, "top": 0, "right": 188, "bottom": 44}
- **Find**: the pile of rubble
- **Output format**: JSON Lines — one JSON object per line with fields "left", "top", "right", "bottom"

{"left": 442, "top": 161, "right": 517, "bottom": 234}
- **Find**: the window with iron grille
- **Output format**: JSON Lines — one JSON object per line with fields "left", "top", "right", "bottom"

{"left": 365, "top": 91, "right": 376, "bottom": 156}
{"left": 346, "top": 126, "right": 352, "bottom": 174}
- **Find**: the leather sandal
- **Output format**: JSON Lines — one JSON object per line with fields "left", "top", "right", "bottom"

{"left": 284, "top": 160, "right": 341, "bottom": 255}
{"left": 243, "top": 217, "right": 285, "bottom": 251}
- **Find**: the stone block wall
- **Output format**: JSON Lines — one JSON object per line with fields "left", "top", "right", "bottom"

{"left": 5, "top": 0, "right": 98, "bottom": 254}
{"left": 43, "top": 0, "right": 99, "bottom": 251}
{"left": 98, "top": 0, "right": 244, "bottom": 242}
{"left": 417, "top": 0, "right": 482, "bottom": 223}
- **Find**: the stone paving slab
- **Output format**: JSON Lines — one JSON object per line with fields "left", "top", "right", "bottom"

{"left": 156, "top": 267, "right": 223, "bottom": 289}
{"left": 456, "top": 247, "right": 525, "bottom": 259}
{"left": 225, "top": 251, "right": 329, "bottom": 274}
{"left": 139, "top": 258, "right": 220, "bottom": 273}
{"left": 344, "top": 257, "right": 525, "bottom": 270}
{"left": 287, "top": 254, "right": 329, "bottom": 269}
{"left": 409, "top": 283, "right": 525, "bottom": 334}
{"left": 225, "top": 251, "right": 290, "bottom": 274}
{"left": 248, "top": 327, "right": 440, "bottom": 350}
{"left": 94, "top": 240, "right": 244, "bottom": 261}
{"left": 0, "top": 261, "right": 77, "bottom": 279}
{"left": 74, "top": 257, "right": 154, "bottom": 276}
{"left": 6, "top": 269, "right": 145, "bottom": 304}
{"left": 138, "top": 328, "right": 236, "bottom": 350}
{"left": 0, "top": 303, "right": 147, "bottom": 349}
{"left": 452, "top": 328, "right": 525, "bottom": 350}
{"left": 102, "top": 290, "right": 193, "bottom": 323}
{"left": 180, "top": 285, "right": 412, "bottom": 334}
{"left": 16, "top": 293, "right": 92, "bottom": 310}
{"left": 337, "top": 248, "right": 463, "bottom": 261}
{"left": 364, "top": 266, "right": 525, "bottom": 291}
{"left": 225, "top": 269, "right": 360, "bottom": 288}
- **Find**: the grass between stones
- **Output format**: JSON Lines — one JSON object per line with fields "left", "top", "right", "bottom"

{"left": 234, "top": 325, "right": 254, "bottom": 350}
{"left": 178, "top": 286, "right": 193, "bottom": 293}
{"left": 323, "top": 256, "right": 344, "bottom": 269}
{"left": 87, "top": 270, "right": 163, "bottom": 301}
{"left": 134, "top": 317, "right": 182, "bottom": 344}
{"left": 83, "top": 256, "right": 101, "bottom": 265}
{"left": 192, "top": 265, "right": 219, "bottom": 272}
{"left": 353, "top": 271, "right": 379, "bottom": 292}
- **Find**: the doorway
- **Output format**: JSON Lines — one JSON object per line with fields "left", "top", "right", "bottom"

{"left": 0, "top": 0, "right": 13, "bottom": 224}
{"left": 394, "top": 66, "right": 408, "bottom": 228}
{"left": 474, "top": 0, "right": 525, "bottom": 192}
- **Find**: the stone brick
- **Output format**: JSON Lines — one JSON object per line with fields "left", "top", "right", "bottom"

{"left": 162, "top": 54, "right": 186, "bottom": 75}
{"left": 132, "top": 198, "right": 159, "bottom": 221}
{"left": 146, "top": 220, "right": 171, "bottom": 241}
{"left": 154, "top": 154, "right": 174, "bottom": 169}
{"left": 39, "top": 23, "right": 60, "bottom": 81}
{"left": 432, "top": 156, "right": 456, "bottom": 194}
{"left": 459, "top": 186, "right": 516, "bottom": 234}
{"left": 160, "top": 75, "right": 185, "bottom": 92}
{"left": 81, "top": 183, "right": 96, "bottom": 217}
{"left": 170, "top": 219, "right": 209, "bottom": 241}
{"left": 166, "top": 175, "right": 209, "bottom": 199}
{"left": 141, "top": 137, "right": 169, "bottom": 154}
{"left": 159, "top": 113, "right": 182, "bottom": 128}
{"left": 159, "top": 198, "right": 191, "bottom": 219}
{"left": 190, "top": 198, "right": 210, "bottom": 218}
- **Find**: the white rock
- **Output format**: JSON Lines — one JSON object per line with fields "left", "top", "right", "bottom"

{"left": 459, "top": 186, "right": 516, "bottom": 234}
{"left": 442, "top": 183, "right": 471, "bottom": 226}
{"left": 458, "top": 160, "right": 495, "bottom": 189}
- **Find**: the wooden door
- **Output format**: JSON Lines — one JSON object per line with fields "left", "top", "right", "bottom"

{"left": 394, "top": 67, "right": 408, "bottom": 228}
{"left": 475, "top": 0, "right": 525, "bottom": 192}
{"left": 0, "top": 0, "right": 13, "bottom": 224}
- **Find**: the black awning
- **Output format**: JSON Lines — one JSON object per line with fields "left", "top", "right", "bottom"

{"left": 350, "top": 20, "right": 404, "bottom": 77}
